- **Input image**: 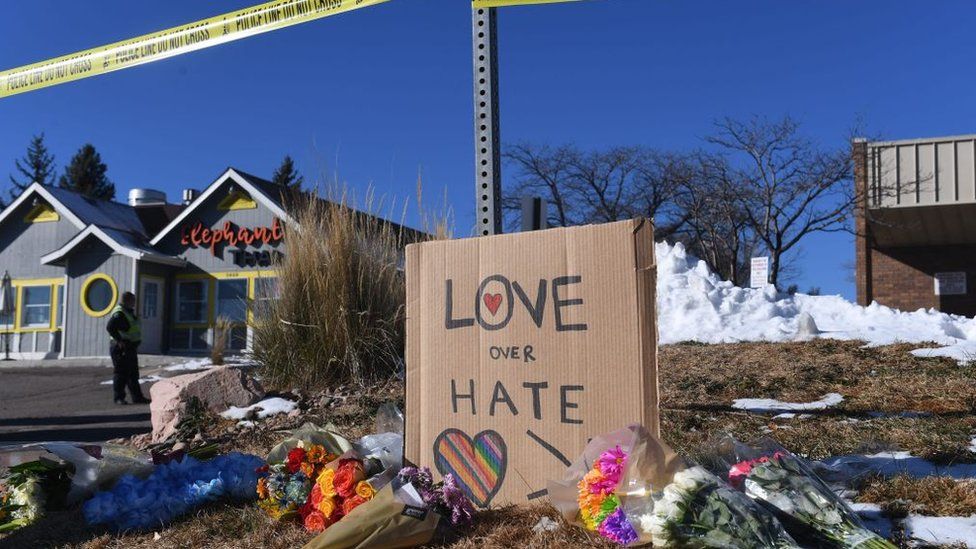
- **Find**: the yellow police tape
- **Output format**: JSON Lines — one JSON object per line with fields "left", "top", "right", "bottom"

{"left": 472, "top": 0, "right": 582, "bottom": 7}
{"left": 0, "top": 0, "right": 390, "bottom": 99}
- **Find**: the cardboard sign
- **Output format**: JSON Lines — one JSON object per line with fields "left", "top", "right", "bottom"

{"left": 405, "top": 219, "right": 659, "bottom": 507}
{"left": 934, "top": 272, "right": 967, "bottom": 295}
{"left": 750, "top": 256, "right": 769, "bottom": 288}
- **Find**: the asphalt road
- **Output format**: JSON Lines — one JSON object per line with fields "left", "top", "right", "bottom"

{"left": 0, "top": 365, "right": 155, "bottom": 445}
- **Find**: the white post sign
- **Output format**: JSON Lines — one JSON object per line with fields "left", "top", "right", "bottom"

{"left": 934, "top": 272, "right": 967, "bottom": 295}
{"left": 750, "top": 257, "right": 769, "bottom": 288}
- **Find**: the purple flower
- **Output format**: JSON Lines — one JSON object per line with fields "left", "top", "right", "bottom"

{"left": 441, "top": 474, "right": 475, "bottom": 527}
{"left": 597, "top": 508, "right": 638, "bottom": 546}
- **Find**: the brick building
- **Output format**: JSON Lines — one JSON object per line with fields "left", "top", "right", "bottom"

{"left": 855, "top": 134, "right": 976, "bottom": 317}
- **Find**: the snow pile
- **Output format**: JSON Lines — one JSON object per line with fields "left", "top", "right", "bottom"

{"left": 732, "top": 393, "right": 844, "bottom": 413}
{"left": 903, "top": 515, "right": 976, "bottom": 548}
{"left": 221, "top": 397, "right": 297, "bottom": 420}
{"left": 164, "top": 356, "right": 257, "bottom": 371}
{"left": 656, "top": 242, "right": 976, "bottom": 360}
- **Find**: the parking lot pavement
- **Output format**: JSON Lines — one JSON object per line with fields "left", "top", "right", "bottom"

{"left": 0, "top": 357, "right": 194, "bottom": 445}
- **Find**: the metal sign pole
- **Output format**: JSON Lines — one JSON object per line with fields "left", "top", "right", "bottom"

{"left": 473, "top": 6, "right": 503, "bottom": 236}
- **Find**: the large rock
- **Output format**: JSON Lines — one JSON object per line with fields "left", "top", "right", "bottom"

{"left": 149, "top": 366, "right": 263, "bottom": 443}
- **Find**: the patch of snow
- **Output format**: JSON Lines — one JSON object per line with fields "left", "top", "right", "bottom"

{"left": 903, "top": 515, "right": 976, "bottom": 548}
{"left": 733, "top": 393, "right": 843, "bottom": 413}
{"left": 237, "top": 420, "right": 256, "bottom": 428}
{"left": 163, "top": 358, "right": 212, "bottom": 371}
{"left": 822, "top": 451, "right": 976, "bottom": 480}
{"left": 221, "top": 397, "right": 297, "bottom": 420}
{"left": 99, "top": 375, "right": 164, "bottom": 385}
{"left": 163, "top": 356, "right": 257, "bottom": 371}
{"left": 848, "top": 502, "right": 894, "bottom": 540}
{"left": 970, "top": 436, "right": 976, "bottom": 454}
{"left": 656, "top": 242, "right": 976, "bottom": 362}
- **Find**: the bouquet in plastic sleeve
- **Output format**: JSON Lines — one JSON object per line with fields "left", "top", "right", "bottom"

{"left": 0, "top": 458, "right": 70, "bottom": 533}
{"left": 548, "top": 425, "right": 799, "bottom": 547}
{"left": 303, "top": 466, "right": 475, "bottom": 549}
{"left": 710, "top": 435, "right": 896, "bottom": 548}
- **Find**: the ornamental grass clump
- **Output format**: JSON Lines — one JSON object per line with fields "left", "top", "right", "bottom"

{"left": 251, "top": 189, "right": 420, "bottom": 389}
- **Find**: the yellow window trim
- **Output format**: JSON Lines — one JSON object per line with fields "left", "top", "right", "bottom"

{"left": 23, "top": 203, "right": 60, "bottom": 223}
{"left": 173, "top": 270, "right": 279, "bottom": 325}
{"left": 3, "top": 279, "right": 63, "bottom": 333}
{"left": 217, "top": 191, "right": 257, "bottom": 211}
{"left": 80, "top": 274, "right": 118, "bottom": 318}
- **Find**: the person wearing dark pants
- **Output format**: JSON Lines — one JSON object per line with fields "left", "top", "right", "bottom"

{"left": 106, "top": 291, "right": 150, "bottom": 405}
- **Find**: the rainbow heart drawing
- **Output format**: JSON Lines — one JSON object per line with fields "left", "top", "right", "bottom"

{"left": 432, "top": 428, "right": 507, "bottom": 508}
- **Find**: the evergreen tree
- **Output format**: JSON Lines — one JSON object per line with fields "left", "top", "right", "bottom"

{"left": 8, "top": 133, "right": 56, "bottom": 204}
{"left": 59, "top": 144, "right": 115, "bottom": 200}
{"left": 271, "top": 155, "right": 304, "bottom": 189}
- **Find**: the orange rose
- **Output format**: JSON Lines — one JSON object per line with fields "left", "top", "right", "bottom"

{"left": 317, "top": 468, "right": 337, "bottom": 498}
{"left": 354, "top": 480, "right": 375, "bottom": 501}
{"left": 310, "top": 483, "right": 324, "bottom": 506}
{"left": 317, "top": 496, "right": 340, "bottom": 518}
{"left": 342, "top": 494, "right": 368, "bottom": 515}
{"left": 303, "top": 510, "right": 328, "bottom": 532}
{"left": 333, "top": 460, "right": 365, "bottom": 498}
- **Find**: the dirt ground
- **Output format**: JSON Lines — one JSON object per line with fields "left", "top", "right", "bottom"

{"left": 3, "top": 340, "right": 975, "bottom": 548}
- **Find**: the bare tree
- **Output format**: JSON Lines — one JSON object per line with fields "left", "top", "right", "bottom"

{"left": 503, "top": 143, "right": 688, "bottom": 236}
{"left": 503, "top": 143, "right": 578, "bottom": 229}
{"left": 675, "top": 152, "right": 759, "bottom": 285}
{"left": 707, "top": 116, "right": 853, "bottom": 288}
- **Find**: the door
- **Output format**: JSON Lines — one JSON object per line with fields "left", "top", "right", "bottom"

{"left": 139, "top": 277, "right": 164, "bottom": 354}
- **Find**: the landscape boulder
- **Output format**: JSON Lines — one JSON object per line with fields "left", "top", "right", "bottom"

{"left": 149, "top": 366, "right": 263, "bottom": 443}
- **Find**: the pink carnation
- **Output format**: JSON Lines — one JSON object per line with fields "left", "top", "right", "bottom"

{"left": 596, "top": 446, "right": 627, "bottom": 486}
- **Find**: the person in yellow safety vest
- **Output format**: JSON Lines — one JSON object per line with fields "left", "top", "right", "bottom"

{"left": 106, "top": 291, "right": 150, "bottom": 405}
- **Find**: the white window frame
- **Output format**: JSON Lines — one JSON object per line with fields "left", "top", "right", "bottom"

{"left": 21, "top": 285, "right": 52, "bottom": 328}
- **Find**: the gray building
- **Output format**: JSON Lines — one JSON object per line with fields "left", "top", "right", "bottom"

{"left": 0, "top": 167, "right": 305, "bottom": 359}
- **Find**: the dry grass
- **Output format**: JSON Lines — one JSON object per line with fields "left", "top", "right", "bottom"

{"left": 4, "top": 340, "right": 975, "bottom": 548}
{"left": 209, "top": 316, "right": 233, "bottom": 366}
{"left": 857, "top": 476, "right": 976, "bottom": 517}
{"left": 250, "top": 190, "right": 412, "bottom": 389}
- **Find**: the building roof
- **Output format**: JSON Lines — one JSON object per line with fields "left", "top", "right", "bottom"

{"left": 150, "top": 167, "right": 295, "bottom": 246}
{"left": 42, "top": 185, "right": 149, "bottom": 236}
{"left": 41, "top": 224, "right": 186, "bottom": 267}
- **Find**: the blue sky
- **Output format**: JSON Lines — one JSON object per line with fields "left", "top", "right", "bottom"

{"left": 2, "top": 0, "right": 976, "bottom": 299}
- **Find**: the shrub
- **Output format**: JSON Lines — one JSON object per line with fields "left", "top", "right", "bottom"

{"left": 250, "top": 190, "right": 422, "bottom": 389}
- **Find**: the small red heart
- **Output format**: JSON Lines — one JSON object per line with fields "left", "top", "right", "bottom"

{"left": 483, "top": 293, "right": 503, "bottom": 316}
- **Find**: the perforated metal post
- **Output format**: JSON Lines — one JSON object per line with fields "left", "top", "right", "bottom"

{"left": 473, "top": 6, "right": 502, "bottom": 236}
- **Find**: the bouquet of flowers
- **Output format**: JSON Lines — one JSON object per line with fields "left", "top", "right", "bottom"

{"left": 83, "top": 452, "right": 264, "bottom": 531}
{"left": 394, "top": 467, "right": 475, "bottom": 528}
{"left": 714, "top": 436, "right": 896, "bottom": 548}
{"left": 0, "top": 458, "right": 71, "bottom": 532}
{"left": 550, "top": 425, "right": 800, "bottom": 548}
{"left": 638, "top": 465, "right": 799, "bottom": 548}
{"left": 256, "top": 445, "right": 384, "bottom": 532}
{"left": 576, "top": 445, "right": 639, "bottom": 545}
{"left": 303, "top": 466, "right": 474, "bottom": 549}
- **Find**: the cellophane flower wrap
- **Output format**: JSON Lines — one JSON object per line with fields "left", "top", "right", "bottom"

{"left": 256, "top": 445, "right": 385, "bottom": 533}
{"left": 549, "top": 425, "right": 799, "bottom": 548}
{"left": 0, "top": 457, "right": 71, "bottom": 533}
{"left": 83, "top": 452, "right": 264, "bottom": 531}
{"left": 711, "top": 436, "right": 896, "bottom": 548}
{"left": 639, "top": 465, "right": 799, "bottom": 548}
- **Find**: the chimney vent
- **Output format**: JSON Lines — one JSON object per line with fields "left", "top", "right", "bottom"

{"left": 181, "top": 188, "right": 200, "bottom": 205}
{"left": 128, "top": 188, "right": 167, "bottom": 207}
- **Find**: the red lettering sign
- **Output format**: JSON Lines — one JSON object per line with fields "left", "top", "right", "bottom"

{"left": 179, "top": 218, "right": 284, "bottom": 257}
